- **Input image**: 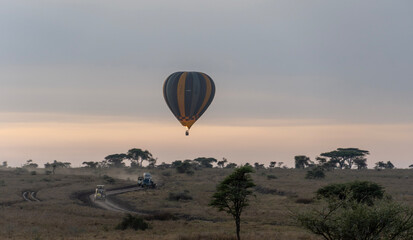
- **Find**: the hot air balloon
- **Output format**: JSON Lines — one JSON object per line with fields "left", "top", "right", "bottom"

{"left": 163, "top": 71, "right": 215, "bottom": 136}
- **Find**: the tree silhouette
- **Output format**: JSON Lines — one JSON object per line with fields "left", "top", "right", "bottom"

{"left": 295, "top": 155, "right": 312, "bottom": 169}
{"left": 321, "top": 148, "right": 369, "bottom": 169}
{"left": 127, "top": 148, "right": 153, "bottom": 167}
{"left": 104, "top": 154, "right": 127, "bottom": 168}
{"left": 210, "top": 166, "right": 255, "bottom": 240}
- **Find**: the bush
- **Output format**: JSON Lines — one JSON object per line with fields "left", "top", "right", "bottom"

{"left": 295, "top": 198, "right": 314, "bottom": 204}
{"left": 45, "top": 170, "right": 52, "bottom": 175}
{"left": 316, "top": 181, "right": 384, "bottom": 206}
{"left": 144, "top": 212, "right": 178, "bottom": 221}
{"left": 267, "top": 174, "right": 277, "bottom": 180}
{"left": 116, "top": 214, "right": 149, "bottom": 231}
{"left": 30, "top": 171, "right": 37, "bottom": 175}
{"left": 297, "top": 199, "right": 413, "bottom": 240}
{"left": 168, "top": 190, "right": 193, "bottom": 201}
{"left": 102, "top": 175, "right": 115, "bottom": 184}
{"left": 297, "top": 181, "right": 413, "bottom": 240}
{"left": 305, "top": 166, "right": 325, "bottom": 179}
{"left": 161, "top": 171, "right": 172, "bottom": 177}
{"left": 14, "top": 168, "right": 28, "bottom": 175}
{"left": 0, "top": 180, "right": 5, "bottom": 186}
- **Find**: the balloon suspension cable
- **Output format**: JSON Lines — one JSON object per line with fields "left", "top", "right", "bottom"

{"left": 185, "top": 127, "right": 189, "bottom": 136}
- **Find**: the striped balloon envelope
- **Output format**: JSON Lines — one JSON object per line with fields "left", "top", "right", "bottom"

{"left": 163, "top": 71, "right": 215, "bottom": 136}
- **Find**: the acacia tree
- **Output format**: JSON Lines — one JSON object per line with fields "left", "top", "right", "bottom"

{"left": 321, "top": 148, "right": 369, "bottom": 169}
{"left": 44, "top": 160, "right": 70, "bottom": 174}
{"left": 353, "top": 157, "right": 368, "bottom": 170}
{"left": 127, "top": 148, "right": 153, "bottom": 167}
{"left": 375, "top": 161, "right": 395, "bottom": 170}
{"left": 194, "top": 157, "right": 217, "bottom": 168}
{"left": 82, "top": 161, "right": 99, "bottom": 168}
{"left": 295, "top": 155, "right": 312, "bottom": 169}
{"left": 23, "top": 159, "right": 38, "bottom": 168}
{"left": 104, "top": 154, "right": 127, "bottom": 168}
{"left": 269, "top": 161, "right": 276, "bottom": 168}
{"left": 209, "top": 166, "right": 255, "bottom": 240}
{"left": 217, "top": 158, "right": 228, "bottom": 168}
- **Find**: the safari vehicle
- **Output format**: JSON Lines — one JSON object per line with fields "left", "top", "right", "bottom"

{"left": 138, "top": 173, "right": 156, "bottom": 188}
{"left": 94, "top": 185, "right": 106, "bottom": 200}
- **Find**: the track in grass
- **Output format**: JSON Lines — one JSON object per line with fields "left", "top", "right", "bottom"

{"left": 22, "top": 191, "right": 40, "bottom": 202}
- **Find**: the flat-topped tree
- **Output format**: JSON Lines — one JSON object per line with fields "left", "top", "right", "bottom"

{"left": 321, "top": 148, "right": 369, "bottom": 169}
{"left": 104, "top": 154, "right": 127, "bottom": 168}
{"left": 127, "top": 148, "right": 153, "bottom": 167}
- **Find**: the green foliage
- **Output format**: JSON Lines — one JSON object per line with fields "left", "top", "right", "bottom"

{"left": 375, "top": 161, "right": 395, "bottom": 170}
{"left": 266, "top": 174, "right": 277, "bottom": 180}
{"left": 102, "top": 175, "right": 115, "bottom": 184}
{"left": 320, "top": 148, "right": 369, "bottom": 169}
{"left": 23, "top": 159, "right": 38, "bottom": 168}
{"left": 295, "top": 198, "right": 314, "bottom": 204}
{"left": 13, "top": 167, "right": 28, "bottom": 175}
{"left": 225, "top": 163, "right": 237, "bottom": 168}
{"left": 297, "top": 199, "right": 413, "bottom": 240}
{"left": 295, "top": 155, "right": 313, "bottom": 169}
{"left": 104, "top": 154, "right": 127, "bottom": 168}
{"left": 193, "top": 157, "right": 217, "bottom": 168}
{"left": 82, "top": 161, "right": 99, "bottom": 168}
{"left": 210, "top": 166, "right": 255, "bottom": 240}
{"left": 0, "top": 179, "right": 5, "bottom": 186}
{"left": 305, "top": 166, "right": 325, "bottom": 179}
{"left": 30, "top": 171, "right": 37, "bottom": 175}
{"left": 172, "top": 160, "right": 195, "bottom": 175}
{"left": 297, "top": 181, "right": 413, "bottom": 240}
{"left": 316, "top": 181, "right": 384, "bottom": 206}
{"left": 168, "top": 190, "right": 193, "bottom": 201}
{"left": 127, "top": 148, "right": 154, "bottom": 168}
{"left": 116, "top": 214, "right": 149, "bottom": 231}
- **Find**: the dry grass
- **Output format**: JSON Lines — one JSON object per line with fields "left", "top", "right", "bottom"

{"left": 1, "top": 167, "right": 413, "bottom": 239}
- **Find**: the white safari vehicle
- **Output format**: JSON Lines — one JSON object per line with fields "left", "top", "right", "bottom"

{"left": 138, "top": 173, "right": 156, "bottom": 188}
{"left": 94, "top": 185, "right": 106, "bottom": 201}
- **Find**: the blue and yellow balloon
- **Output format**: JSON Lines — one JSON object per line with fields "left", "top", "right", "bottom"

{"left": 163, "top": 71, "right": 215, "bottom": 136}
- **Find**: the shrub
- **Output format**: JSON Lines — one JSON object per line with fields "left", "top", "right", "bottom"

{"left": 161, "top": 171, "right": 172, "bottom": 177}
{"left": 144, "top": 212, "right": 178, "bottom": 221}
{"left": 316, "top": 181, "right": 384, "bottom": 205}
{"left": 254, "top": 185, "right": 297, "bottom": 197}
{"left": 297, "top": 199, "right": 413, "bottom": 240}
{"left": 14, "top": 168, "right": 28, "bottom": 175}
{"left": 102, "top": 175, "right": 115, "bottom": 184}
{"left": 116, "top": 214, "right": 149, "bottom": 231}
{"left": 0, "top": 180, "right": 5, "bottom": 186}
{"left": 45, "top": 170, "right": 52, "bottom": 175}
{"left": 305, "top": 166, "right": 325, "bottom": 179}
{"left": 267, "top": 174, "right": 277, "bottom": 180}
{"left": 297, "top": 181, "right": 413, "bottom": 240}
{"left": 168, "top": 190, "right": 193, "bottom": 201}
{"left": 295, "top": 198, "right": 314, "bottom": 204}
{"left": 30, "top": 171, "right": 37, "bottom": 175}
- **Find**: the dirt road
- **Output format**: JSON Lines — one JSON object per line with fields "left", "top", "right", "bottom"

{"left": 88, "top": 186, "right": 144, "bottom": 214}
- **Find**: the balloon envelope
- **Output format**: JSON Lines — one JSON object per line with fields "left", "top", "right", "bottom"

{"left": 163, "top": 71, "right": 215, "bottom": 133}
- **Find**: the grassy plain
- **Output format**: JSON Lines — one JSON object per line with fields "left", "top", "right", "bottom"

{"left": 1, "top": 167, "right": 413, "bottom": 240}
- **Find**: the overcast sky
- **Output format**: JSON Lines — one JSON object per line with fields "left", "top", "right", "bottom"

{"left": 1, "top": 1, "right": 413, "bottom": 168}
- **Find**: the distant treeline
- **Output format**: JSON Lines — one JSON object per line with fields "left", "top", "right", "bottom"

{"left": 2, "top": 147, "right": 413, "bottom": 172}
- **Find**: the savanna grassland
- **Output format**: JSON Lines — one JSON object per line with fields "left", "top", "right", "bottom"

{"left": 1, "top": 167, "right": 413, "bottom": 240}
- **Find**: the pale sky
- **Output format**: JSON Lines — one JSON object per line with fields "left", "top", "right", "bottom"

{"left": 1, "top": 1, "right": 413, "bottom": 168}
